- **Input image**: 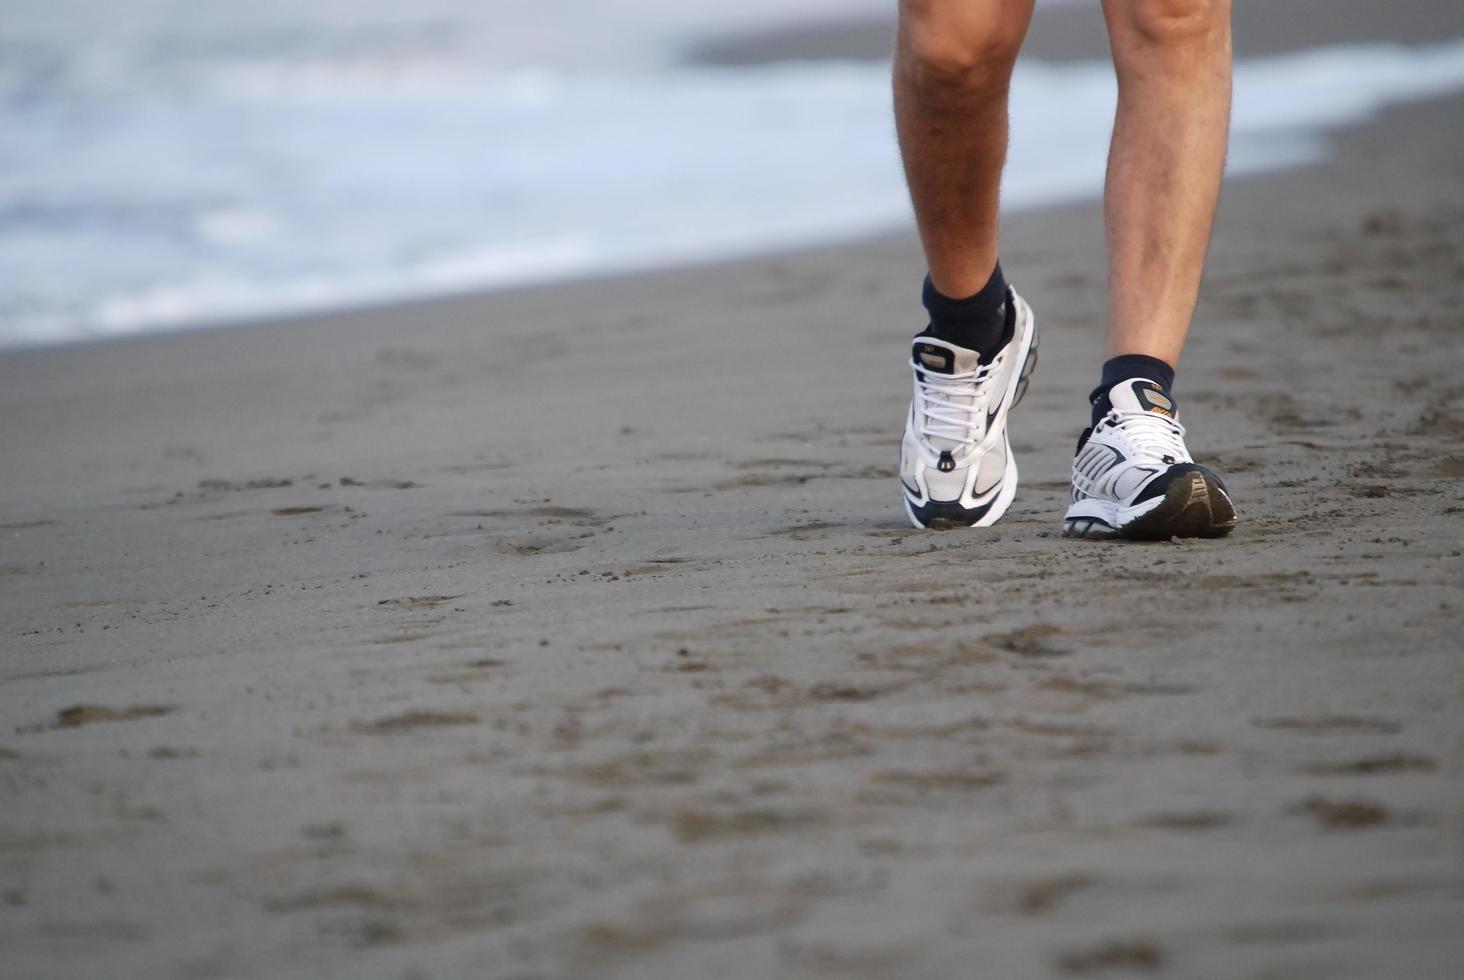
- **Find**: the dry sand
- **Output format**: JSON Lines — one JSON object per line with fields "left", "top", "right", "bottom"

{"left": 3, "top": 6, "right": 1464, "bottom": 979}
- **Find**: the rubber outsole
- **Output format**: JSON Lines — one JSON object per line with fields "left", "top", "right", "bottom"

{"left": 904, "top": 453, "right": 1018, "bottom": 530}
{"left": 1062, "top": 467, "right": 1237, "bottom": 541}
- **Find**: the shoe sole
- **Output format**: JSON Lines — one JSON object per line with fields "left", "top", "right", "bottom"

{"left": 904, "top": 306, "right": 1040, "bottom": 530}
{"left": 904, "top": 450, "right": 1018, "bottom": 530}
{"left": 1063, "top": 467, "right": 1237, "bottom": 540}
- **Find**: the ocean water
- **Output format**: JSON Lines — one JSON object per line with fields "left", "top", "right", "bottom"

{"left": 3, "top": 1, "right": 1464, "bottom": 348}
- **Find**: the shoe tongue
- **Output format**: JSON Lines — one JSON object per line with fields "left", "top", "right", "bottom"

{"left": 913, "top": 336, "right": 985, "bottom": 453}
{"left": 1108, "top": 378, "right": 1178, "bottom": 419}
{"left": 912, "top": 336, "right": 982, "bottom": 376}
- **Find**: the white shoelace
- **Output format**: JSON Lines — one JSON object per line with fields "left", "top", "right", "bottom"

{"left": 914, "top": 362, "right": 997, "bottom": 446}
{"left": 1104, "top": 409, "right": 1189, "bottom": 462}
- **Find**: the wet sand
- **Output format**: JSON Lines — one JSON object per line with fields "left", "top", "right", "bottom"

{"left": 3, "top": 7, "right": 1464, "bottom": 980}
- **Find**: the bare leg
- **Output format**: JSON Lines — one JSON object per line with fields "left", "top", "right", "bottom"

{"left": 894, "top": 0, "right": 1036, "bottom": 299}
{"left": 1100, "top": 0, "right": 1232, "bottom": 364}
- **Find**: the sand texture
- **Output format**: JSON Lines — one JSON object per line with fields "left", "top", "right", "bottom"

{"left": 4, "top": 27, "right": 1464, "bottom": 980}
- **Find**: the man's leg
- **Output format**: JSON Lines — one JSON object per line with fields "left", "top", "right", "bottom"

{"left": 894, "top": 0, "right": 1035, "bottom": 301}
{"left": 1101, "top": 0, "right": 1231, "bottom": 366}
{"left": 1063, "top": 0, "right": 1236, "bottom": 540}
{"left": 894, "top": 0, "right": 1041, "bottom": 530}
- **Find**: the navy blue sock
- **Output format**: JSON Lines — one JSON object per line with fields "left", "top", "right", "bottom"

{"left": 919, "top": 264, "right": 1010, "bottom": 361}
{"left": 1090, "top": 354, "right": 1175, "bottom": 427}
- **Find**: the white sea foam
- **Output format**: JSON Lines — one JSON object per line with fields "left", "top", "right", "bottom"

{"left": 2, "top": 13, "right": 1463, "bottom": 346}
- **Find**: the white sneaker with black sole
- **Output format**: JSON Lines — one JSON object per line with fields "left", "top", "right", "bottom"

{"left": 1063, "top": 378, "right": 1237, "bottom": 539}
{"left": 899, "top": 288, "right": 1039, "bottom": 529}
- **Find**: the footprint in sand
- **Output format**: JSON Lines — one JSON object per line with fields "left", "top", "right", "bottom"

{"left": 376, "top": 595, "right": 463, "bottom": 608}
{"left": 444, "top": 505, "right": 607, "bottom": 555}
{"left": 494, "top": 532, "right": 592, "bottom": 556}
{"left": 1299, "top": 753, "right": 1436, "bottom": 775}
{"left": 50, "top": 704, "right": 174, "bottom": 729}
{"left": 1056, "top": 939, "right": 1165, "bottom": 975}
{"left": 1251, "top": 715, "right": 1403, "bottom": 735}
{"left": 351, "top": 710, "right": 479, "bottom": 735}
{"left": 1290, "top": 796, "right": 1393, "bottom": 829}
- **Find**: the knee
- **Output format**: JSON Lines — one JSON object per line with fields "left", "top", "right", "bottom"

{"left": 1115, "top": 0, "right": 1230, "bottom": 49}
{"left": 897, "top": 0, "right": 1026, "bottom": 101}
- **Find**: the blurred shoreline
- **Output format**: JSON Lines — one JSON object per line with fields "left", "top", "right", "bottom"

{"left": 690, "top": 0, "right": 1464, "bottom": 66}
{"left": 4, "top": 0, "right": 1463, "bottom": 350}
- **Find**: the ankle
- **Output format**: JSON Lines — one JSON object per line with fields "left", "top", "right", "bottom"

{"left": 1090, "top": 354, "right": 1175, "bottom": 427}
{"left": 920, "top": 265, "right": 1011, "bottom": 361}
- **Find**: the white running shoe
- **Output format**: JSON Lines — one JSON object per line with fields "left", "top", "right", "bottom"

{"left": 1063, "top": 379, "right": 1237, "bottom": 539}
{"left": 899, "top": 288, "right": 1039, "bottom": 529}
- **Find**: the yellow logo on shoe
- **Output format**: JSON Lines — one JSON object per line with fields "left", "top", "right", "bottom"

{"left": 918, "top": 346, "right": 951, "bottom": 370}
{"left": 1138, "top": 387, "right": 1174, "bottom": 418}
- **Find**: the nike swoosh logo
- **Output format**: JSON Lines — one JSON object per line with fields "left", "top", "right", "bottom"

{"left": 983, "top": 340, "right": 1028, "bottom": 431}
{"left": 985, "top": 380, "right": 1017, "bottom": 431}
{"left": 900, "top": 478, "right": 923, "bottom": 500}
{"left": 971, "top": 475, "right": 1003, "bottom": 500}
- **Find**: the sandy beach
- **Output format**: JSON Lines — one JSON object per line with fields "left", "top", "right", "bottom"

{"left": 4, "top": 3, "right": 1463, "bottom": 978}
